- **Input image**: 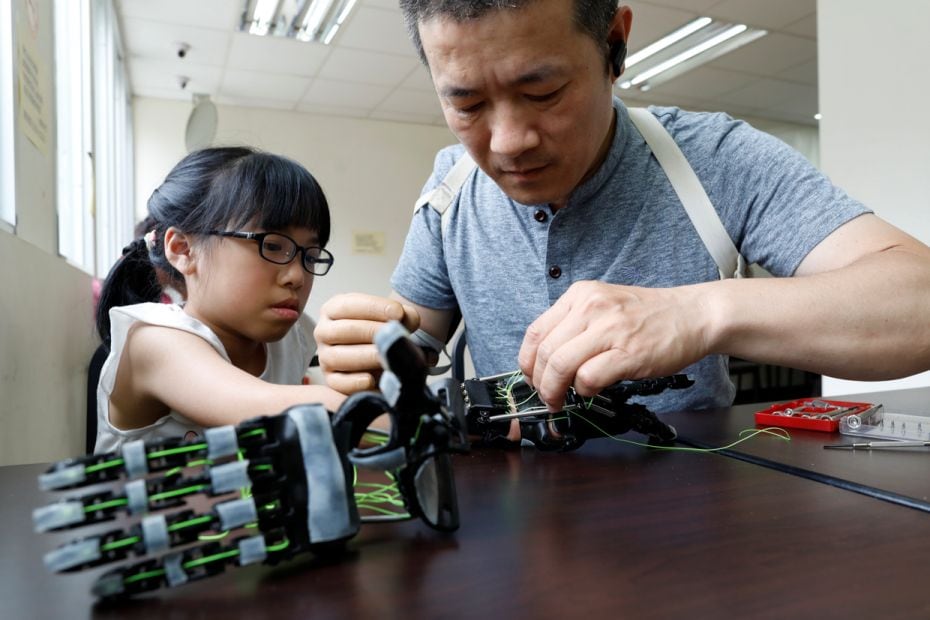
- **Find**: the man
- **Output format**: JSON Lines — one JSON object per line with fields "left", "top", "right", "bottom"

{"left": 315, "top": 0, "right": 930, "bottom": 414}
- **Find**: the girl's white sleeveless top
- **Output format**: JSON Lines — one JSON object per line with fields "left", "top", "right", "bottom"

{"left": 94, "top": 302, "right": 315, "bottom": 453}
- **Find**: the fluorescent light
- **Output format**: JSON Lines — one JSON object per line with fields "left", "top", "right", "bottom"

{"left": 249, "top": 0, "right": 280, "bottom": 36}
{"left": 814, "top": 113, "right": 822, "bottom": 121}
{"left": 241, "top": 0, "right": 357, "bottom": 44}
{"left": 322, "top": 23, "right": 340, "bottom": 45}
{"left": 631, "top": 24, "right": 747, "bottom": 86}
{"left": 625, "top": 16, "right": 712, "bottom": 69}
{"left": 335, "top": 0, "right": 356, "bottom": 24}
{"left": 300, "top": 0, "right": 330, "bottom": 39}
{"left": 617, "top": 18, "right": 767, "bottom": 92}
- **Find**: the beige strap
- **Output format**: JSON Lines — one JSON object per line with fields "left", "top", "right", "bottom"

{"left": 414, "top": 150, "right": 478, "bottom": 238}
{"left": 628, "top": 107, "right": 746, "bottom": 279}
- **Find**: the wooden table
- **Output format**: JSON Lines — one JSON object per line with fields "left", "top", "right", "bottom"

{"left": 5, "top": 411, "right": 930, "bottom": 619}
{"left": 663, "top": 386, "right": 930, "bottom": 509}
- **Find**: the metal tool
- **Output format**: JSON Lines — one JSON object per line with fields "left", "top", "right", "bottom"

{"left": 824, "top": 440, "right": 930, "bottom": 450}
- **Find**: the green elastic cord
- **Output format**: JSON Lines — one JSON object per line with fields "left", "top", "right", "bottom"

{"left": 149, "top": 484, "right": 209, "bottom": 503}
{"left": 165, "top": 459, "right": 211, "bottom": 477}
{"left": 123, "top": 569, "right": 164, "bottom": 585}
{"left": 170, "top": 515, "right": 213, "bottom": 531}
{"left": 355, "top": 469, "right": 408, "bottom": 518}
{"left": 122, "top": 538, "right": 289, "bottom": 587}
{"left": 101, "top": 513, "right": 216, "bottom": 552}
{"left": 84, "top": 498, "right": 128, "bottom": 513}
{"left": 85, "top": 459, "right": 124, "bottom": 475}
{"left": 361, "top": 431, "right": 390, "bottom": 445}
{"left": 568, "top": 411, "right": 791, "bottom": 452}
{"left": 148, "top": 443, "right": 208, "bottom": 459}
{"left": 100, "top": 536, "right": 139, "bottom": 552}
{"left": 266, "top": 538, "right": 289, "bottom": 553}
{"left": 185, "top": 549, "right": 239, "bottom": 568}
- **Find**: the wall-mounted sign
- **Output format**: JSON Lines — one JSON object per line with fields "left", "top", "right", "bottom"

{"left": 352, "top": 231, "right": 385, "bottom": 255}
{"left": 18, "top": 20, "right": 49, "bottom": 157}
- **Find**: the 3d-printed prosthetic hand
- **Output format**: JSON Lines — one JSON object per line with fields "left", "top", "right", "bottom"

{"left": 33, "top": 322, "right": 468, "bottom": 599}
{"left": 462, "top": 372, "right": 693, "bottom": 451}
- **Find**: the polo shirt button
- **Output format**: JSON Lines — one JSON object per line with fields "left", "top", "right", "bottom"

{"left": 534, "top": 209, "right": 548, "bottom": 223}
{"left": 548, "top": 265, "right": 562, "bottom": 279}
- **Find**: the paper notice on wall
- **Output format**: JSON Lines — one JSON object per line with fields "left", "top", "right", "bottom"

{"left": 352, "top": 231, "right": 386, "bottom": 255}
{"left": 17, "top": 22, "right": 50, "bottom": 157}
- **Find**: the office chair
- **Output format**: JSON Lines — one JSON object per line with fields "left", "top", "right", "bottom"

{"left": 85, "top": 343, "right": 109, "bottom": 453}
{"left": 450, "top": 327, "right": 468, "bottom": 382}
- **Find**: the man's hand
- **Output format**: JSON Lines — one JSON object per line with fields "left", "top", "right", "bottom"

{"left": 517, "top": 281, "right": 712, "bottom": 410}
{"left": 315, "top": 293, "right": 420, "bottom": 395}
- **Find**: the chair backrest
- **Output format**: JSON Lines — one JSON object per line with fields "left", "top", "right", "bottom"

{"left": 86, "top": 344, "right": 109, "bottom": 453}
{"left": 450, "top": 327, "right": 468, "bottom": 382}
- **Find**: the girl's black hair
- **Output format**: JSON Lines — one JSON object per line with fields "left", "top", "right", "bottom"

{"left": 95, "top": 146, "right": 331, "bottom": 344}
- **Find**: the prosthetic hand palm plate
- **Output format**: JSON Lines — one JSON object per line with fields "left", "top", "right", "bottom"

{"left": 462, "top": 372, "right": 693, "bottom": 451}
{"left": 33, "top": 322, "right": 468, "bottom": 599}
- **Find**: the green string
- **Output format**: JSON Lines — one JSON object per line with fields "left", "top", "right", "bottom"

{"left": 569, "top": 410, "right": 791, "bottom": 452}
{"left": 266, "top": 538, "right": 289, "bottom": 553}
{"left": 100, "top": 536, "right": 139, "bottom": 552}
{"left": 122, "top": 538, "right": 290, "bottom": 586}
{"left": 165, "top": 459, "right": 211, "bottom": 477}
{"left": 147, "top": 443, "right": 208, "bottom": 459}
{"left": 84, "top": 498, "right": 128, "bottom": 512}
{"left": 170, "top": 515, "right": 212, "bottom": 531}
{"left": 85, "top": 459, "right": 124, "bottom": 474}
{"left": 150, "top": 484, "right": 208, "bottom": 502}
{"left": 123, "top": 569, "right": 163, "bottom": 585}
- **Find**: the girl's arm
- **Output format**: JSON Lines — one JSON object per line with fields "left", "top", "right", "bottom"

{"left": 109, "top": 323, "right": 346, "bottom": 430}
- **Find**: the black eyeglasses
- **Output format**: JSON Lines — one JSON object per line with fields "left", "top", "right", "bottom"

{"left": 207, "top": 231, "right": 334, "bottom": 276}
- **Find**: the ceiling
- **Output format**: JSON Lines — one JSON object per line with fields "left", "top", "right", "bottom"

{"left": 116, "top": 0, "right": 818, "bottom": 127}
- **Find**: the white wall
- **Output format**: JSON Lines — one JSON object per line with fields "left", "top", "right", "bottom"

{"left": 0, "top": 0, "right": 97, "bottom": 466}
{"left": 818, "top": 0, "right": 930, "bottom": 396}
{"left": 132, "top": 98, "right": 455, "bottom": 319}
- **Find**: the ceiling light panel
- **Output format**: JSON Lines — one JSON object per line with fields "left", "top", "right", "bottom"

{"left": 619, "top": 17, "right": 767, "bottom": 92}
{"left": 240, "top": 0, "right": 357, "bottom": 44}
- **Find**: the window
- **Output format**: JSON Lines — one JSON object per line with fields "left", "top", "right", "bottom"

{"left": 0, "top": 0, "right": 15, "bottom": 228}
{"left": 54, "top": 0, "right": 134, "bottom": 275}
{"left": 54, "top": 0, "right": 94, "bottom": 270}
{"left": 92, "top": 0, "right": 134, "bottom": 276}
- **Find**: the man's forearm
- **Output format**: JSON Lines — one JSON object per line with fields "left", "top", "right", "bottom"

{"left": 704, "top": 247, "right": 930, "bottom": 379}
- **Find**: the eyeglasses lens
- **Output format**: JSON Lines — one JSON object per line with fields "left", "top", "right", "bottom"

{"left": 260, "top": 234, "right": 295, "bottom": 263}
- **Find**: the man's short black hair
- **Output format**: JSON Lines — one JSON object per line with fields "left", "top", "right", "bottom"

{"left": 399, "top": 0, "right": 620, "bottom": 66}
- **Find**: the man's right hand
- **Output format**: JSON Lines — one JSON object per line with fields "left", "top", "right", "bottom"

{"left": 314, "top": 293, "right": 420, "bottom": 395}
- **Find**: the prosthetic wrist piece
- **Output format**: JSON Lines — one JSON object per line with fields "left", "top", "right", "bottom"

{"left": 462, "top": 372, "right": 693, "bottom": 451}
{"left": 32, "top": 321, "right": 468, "bottom": 600}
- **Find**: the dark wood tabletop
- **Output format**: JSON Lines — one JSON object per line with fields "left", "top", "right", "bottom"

{"left": 6, "top": 426, "right": 930, "bottom": 619}
{"left": 662, "top": 386, "right": 930, "bottom": 510}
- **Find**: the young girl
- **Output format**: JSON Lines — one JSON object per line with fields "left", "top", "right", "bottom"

{"left": 94, "top": 146, "right": 345, "bottom": 453}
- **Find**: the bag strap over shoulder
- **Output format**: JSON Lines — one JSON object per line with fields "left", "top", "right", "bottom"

{"left": 627, "top": 107, "right": 746, "bottom": 279}
{"left": 414, "top": 150, "right": 478, "bottom": 239}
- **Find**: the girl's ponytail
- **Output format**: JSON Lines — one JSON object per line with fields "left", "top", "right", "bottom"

{"left": 95, "top": 237, "right": 162, "bottom": 345}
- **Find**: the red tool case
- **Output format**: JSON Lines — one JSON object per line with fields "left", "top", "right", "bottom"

{"left": 754, "top": 399, "right": 875, "bottom": 432}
